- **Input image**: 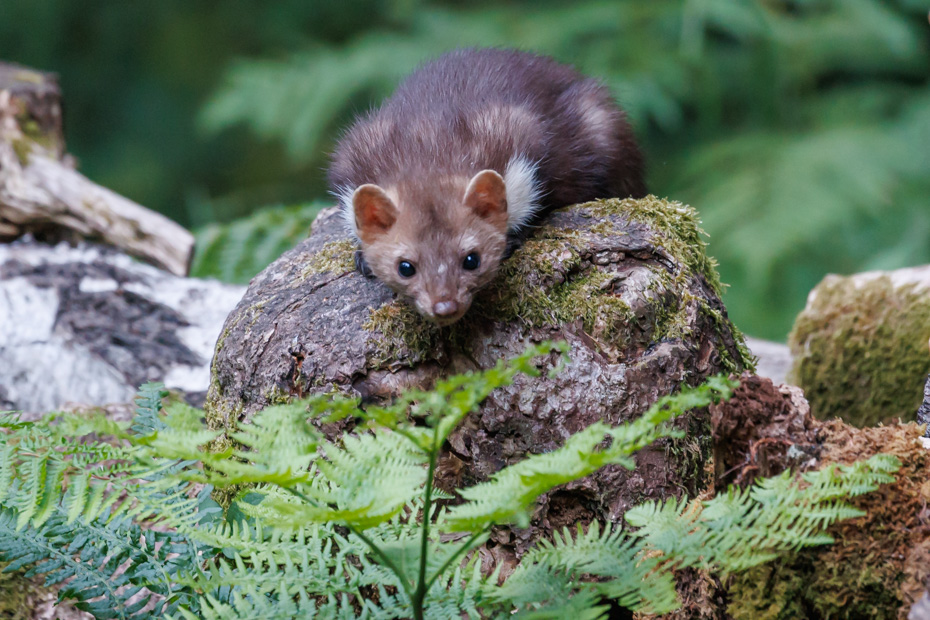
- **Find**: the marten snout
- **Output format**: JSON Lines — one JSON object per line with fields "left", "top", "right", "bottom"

{"left": 433, "top": 300, "right": 459, "bottom": 317}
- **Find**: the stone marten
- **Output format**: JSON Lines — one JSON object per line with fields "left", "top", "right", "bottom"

{"left": 329, "top": 48, "right": 646, "bottom": 325}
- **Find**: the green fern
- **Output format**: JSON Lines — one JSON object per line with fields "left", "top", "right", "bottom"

{"left": 0, "top": 344, "right": 902, "bottom": 618}
{"left": 627, "top": 452, "right": 900, "bottom": 573}
{"left": 190, "top": 201, "right": 327, "bottom": 284}
{"left": 0, "top": 385, "right": 217, "bottom": 618}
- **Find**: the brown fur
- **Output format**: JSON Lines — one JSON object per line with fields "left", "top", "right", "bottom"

{"left": 356, "top": 173, "right": 508, "bottom": 325}
{"left": 329, "top": 48, "right": 646, "bottom": 324}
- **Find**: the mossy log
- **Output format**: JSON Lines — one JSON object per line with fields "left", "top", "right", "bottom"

{"left": 0, "top": 61, "right": 194, "bottom": 276}
{"left": 789, "top": 265, "right": 930, "bottom": 427}
{"left": 208, "top": 196, "right": 752, "bottom": 560}
{"left": 647, "top": 374, "right": 928, "bottom": 620}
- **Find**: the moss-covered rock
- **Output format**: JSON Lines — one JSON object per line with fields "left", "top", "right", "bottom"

{"left": 788, "top": 267, "right": 930, "bottom": 427}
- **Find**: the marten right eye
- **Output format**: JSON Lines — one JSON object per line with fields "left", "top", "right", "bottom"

{"left": 398, "top": 261, "right": 416, "bottom": 278}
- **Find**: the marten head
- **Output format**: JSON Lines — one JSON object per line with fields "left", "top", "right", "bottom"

{"left": 349, "top": 170, "right": 510, "bottom": 325}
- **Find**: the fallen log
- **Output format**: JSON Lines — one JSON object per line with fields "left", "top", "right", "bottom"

{"left": 0, "top": 62, "right": 194, "bottom": 276}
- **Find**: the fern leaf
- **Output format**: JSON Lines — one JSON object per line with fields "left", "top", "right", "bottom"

{"left": 245, "top": 430, "right": 427, "bottom": 529}
{"left": 131, "top": 382, "right": 170, "bottom": 436}
{"left": 191, "top": 202, "right": 327, "bottom": 283}
{"left": 444, "top": 376, "right": 735, "bottom": 531}
{"left": 32, "top": 457, "right": 65, "bottom": 528}
{"left": 0, "top": 506, "right": 202, "bottom": 618}
{"left": 627, "top": 453, "right": 901, "bottom": 574}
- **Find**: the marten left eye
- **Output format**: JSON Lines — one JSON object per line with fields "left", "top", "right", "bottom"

{"left": 398, "top": 261, "right": 416, "bottom": 278}
{"left": 462, "top": 253, "right": 480, "bottom": 271}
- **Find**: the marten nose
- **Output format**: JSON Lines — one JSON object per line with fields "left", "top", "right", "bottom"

{"left": 433, "top": 300, "right": 459, "bottom": 317}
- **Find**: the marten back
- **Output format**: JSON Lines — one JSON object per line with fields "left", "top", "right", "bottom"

{"left": 329, "top": 48, "right": 646, "bottom": 227}
{"left": 328, "top": 48, "right": 646, "bottom": 325}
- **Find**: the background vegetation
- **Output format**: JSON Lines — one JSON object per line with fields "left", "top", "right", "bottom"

{"left": 1, "top": 0, "right": 927, "bottom": 339}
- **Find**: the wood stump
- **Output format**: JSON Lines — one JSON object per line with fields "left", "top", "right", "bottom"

{"left": 207, "top": 196, "right": 753, "bottom": 562}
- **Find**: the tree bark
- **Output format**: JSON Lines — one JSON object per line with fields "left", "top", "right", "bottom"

{"left": 0, "top": 239, "right": 245, "bottom": 414}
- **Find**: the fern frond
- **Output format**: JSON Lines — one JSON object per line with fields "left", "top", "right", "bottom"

{"left": 191, "top": 202, "right": 327, "bottom": 284}
{"left": 173, "top": 583, "right": 332, "bottom": 620}
{"left": 422, "top": 557, "right": 486, "bottom": 620}
{"left": 0, "top": 357, "right": 899, "bottom": 618}
{"left": 131, "top": 382, "right": 170, "bottom": 435}
{"left": 627, "top": 453, "right": 901, "bottom": 573}
{"left": 488, "top": 562, "right": 609, "bottom": 620}
{"left": 235, "top": 428, "right": 428, "bottom": 529}
{"left": 443, "top": 376, "right": 736, "bottom": 531}
{"left": 0, "top": 505, "right": 203, "bottom": 618}
{"left": 496, "top": 521, "right": 678, "bottom": 616}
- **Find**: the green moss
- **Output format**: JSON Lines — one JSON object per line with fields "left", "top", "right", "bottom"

{"left": 10, "top": 138, "right": 31, "bottom": 165}
{"left": 558, "top": 271, "right": 637, "bottom": 342}
{"left": 299, "top": 239, "right": 356, "bottom": 279}
{"left": 19, "top": 119, "right": 43, "bottom": 141}
{"left": 665, "top": 429, "right": 711, "bottom": 496}
{"left": 265, "top": 385, "right": 291, "bottom": 405}
{"left": 363, "top": 301, "right": 447, "bottom": 365}
{"left": 204, "top": 360, "right": 243, "bottom": 432}
{"left": 728, "top": 421, "right": 927, "bottom": 619}
{"left": 788, "top": 275, "right": 930, "bottom": 426}
{"left": 592, "top": 195, "right": 725, "bottom": 297}
{"left": 11, "top": 116, "right": 61, "bottom": 163}
{"left": 727, "top": 563, "right": 810, "bottom": 620}
{"left": 702, "top": 304, "right": 755, "bottom": 374}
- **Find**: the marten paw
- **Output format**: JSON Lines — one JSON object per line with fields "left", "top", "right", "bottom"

{"left": 354, "top": 250, "right": 375, "bottom": 278}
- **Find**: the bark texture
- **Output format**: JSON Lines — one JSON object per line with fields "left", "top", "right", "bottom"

{"left": 0, "top": 62, "right": 193, "bottom": 276}
{"left": 0, "top": 239, "right": 245, "bottom": 414}
{"left": 208, "top": 196, "right": 753, "bottom": 560}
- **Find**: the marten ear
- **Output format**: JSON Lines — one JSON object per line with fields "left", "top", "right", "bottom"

{"left": 353, "top": 184, "right": 398, "bottom": 244}
{"left": 464, "top": 170, "right": 507, "bottom": 228}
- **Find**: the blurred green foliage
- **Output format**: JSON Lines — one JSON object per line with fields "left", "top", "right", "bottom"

{"left": 190, "top": 201, "right": 326, "bottom": 283}
{"left": 2, "top": 0, "right": 928, "bottom": 339}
